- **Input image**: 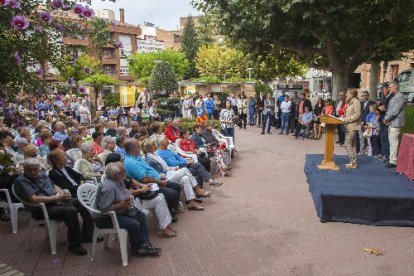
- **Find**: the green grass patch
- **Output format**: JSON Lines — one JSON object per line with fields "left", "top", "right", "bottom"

{"left": 402, "top": 105, "right": 414, "bottom": 134}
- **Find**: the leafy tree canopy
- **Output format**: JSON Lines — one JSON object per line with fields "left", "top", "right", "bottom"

{"left": 181, "top": 16, "right": 200, "bottom": 79}
{"left": 193, "top": 0, "right": 414, "bottom": 98}
{"left": 128, "top": 49, "right": 189, "bottom": 85}
{"left": 195, "top": 44, "right": 250, "bottom": 81}
{"left": 58, "top": 55, "right": 100, "bottom": 86}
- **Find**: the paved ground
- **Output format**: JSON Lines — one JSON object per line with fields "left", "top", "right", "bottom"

{"left": 1, "top": 126, "right": 414, "bottom": 275}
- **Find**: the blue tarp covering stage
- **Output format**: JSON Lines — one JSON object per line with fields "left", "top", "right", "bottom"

{"left": 305, "top": 154, "right": 414, "bottom": 227}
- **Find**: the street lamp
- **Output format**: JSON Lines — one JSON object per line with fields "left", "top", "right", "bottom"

{"left": 247, "top": 68, "right": 253, "bottom": 82}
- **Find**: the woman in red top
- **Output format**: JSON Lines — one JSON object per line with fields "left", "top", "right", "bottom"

{"left": 178, "top": 130, "right": 211, "bottom": 172}
{"left": 164, "top": 119, "right": 180, "bottom": 142}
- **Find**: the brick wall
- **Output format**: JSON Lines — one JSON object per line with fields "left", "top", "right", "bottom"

{"left": 156, "top": 29, "right": 181, "bottom": 50}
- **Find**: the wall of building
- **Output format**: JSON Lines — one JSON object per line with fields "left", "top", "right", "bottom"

{"left": 355, "top": 51, "right": 414, "bottom": 90}
{"left": 156, "top": 29, "right": 181, "bottom": 50}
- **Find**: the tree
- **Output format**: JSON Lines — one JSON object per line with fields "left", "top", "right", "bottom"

{"left": 196, "top": 14, "right": 216, "bottom": 46}
{"left": 58, "top": 55, "right": 100, "bottom": 87}
{"left": 181, "top": 16, "right": 200, "bottom": 79}
{"left": 148, "top": 62, "right": 179, "bottom": 118}
{"left": 82, "top": 73, "right": 117, "bottom": 119}
{"left": 195, "top": 45, "right": 251, "bottom": 81}
{"left": 129, "top": 50, "right": 189, "bottom": 85}
{"left": 0, "top": 0, "right": 111, "bottom": 99}
{"left": 193, "top": 0, "right": 414, "bottom": 99}
{"left": 148, "top": 61, "right": 178, "bottom": 92}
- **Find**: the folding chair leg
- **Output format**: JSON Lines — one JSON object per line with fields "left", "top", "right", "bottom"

{"left": 91, "top": 231, "right": 98, "bottom": 263}
{"left": 118, "top": 232, "right": 128, "bottom": 266}
{"left": 48, "top": 221, "right": 57, "bottom": 255}
{"left": 10, "top": 206, "right": 18, "bottom": 234}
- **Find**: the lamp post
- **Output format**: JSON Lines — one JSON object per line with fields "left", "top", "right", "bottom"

{"left": 247, "top": 68, "right": 253, "bottom": 82}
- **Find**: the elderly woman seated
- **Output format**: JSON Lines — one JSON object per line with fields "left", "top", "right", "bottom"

{"left": 193, "top": 124, "right": 230, "bottom": 177}
{"left": 94, "top": 161, "right": 161, "bottom": 256}
{"left": 98, "top": 136, "right": 115, "bottom": 164}
{"left": 105, "top": 153, "right": 176, "bottom": 238}
{"left": 178, "top": 130, "right": 211, "bottom": 172}
{"left": 142, "top": 139, "right": 208, "bottom": 210}
{"left": 74, "top": 142, "right": 103, "bottom": 183}
{"left": 66, "top": 135, "right": 83, "bottom": 163}
{"left": 157, "top": 139, "right": 222, "bottom": 188}
{"left": 149, "top": 122, "right": 165, "bottom": 148}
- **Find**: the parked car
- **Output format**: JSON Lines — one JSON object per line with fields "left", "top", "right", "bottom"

{"left": 397, "top": 69, "right": 414, "bottom": 103}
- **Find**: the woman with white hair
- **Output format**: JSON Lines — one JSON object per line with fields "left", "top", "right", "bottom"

{"left": 98, "top": 136, "right": 115, "bottom": 164}
{"left": 74, "top": 142, "right": 102, "bottom": 181}
{"left": 79, "top": 100, "right": 91, "bottom": 126}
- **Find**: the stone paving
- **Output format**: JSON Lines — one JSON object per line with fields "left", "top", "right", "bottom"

{"left": 1, "top": 126, "right": 414, "bottom": 275}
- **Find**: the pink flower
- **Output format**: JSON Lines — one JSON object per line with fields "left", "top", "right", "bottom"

{"left": 83, "top": 67, "right": 91, "bottom": 74}
{"left": 34, "top": 26, "right": 43, "bottom": 33}
{"left": 9, "top": 0, "right": 20, "bottom": 9}
{"left": 67, "top": 78, "right": 74, "bottom": 86}
{"left": 55, "top": 23, "right": 64, "bottom": 32}
{"left": 0, "top": 0, "right": 10, "bottom": 6}
{"left": 81, "top": 6, "right": 94, "bottom": 18}
{"left": 111, "top": 20, "right": 117, "bottom": 27}
{"left": 78, "top": 86, "right": 87, "bottom": 94}
{"left": 116, "top": 40, "right": 123, "bottom": 48}
{"left": 36, "top": 68, "right": 44, "bottom": 76}
{"left": 73, "top": 4, "right": 83, "bottom": 15}
{"left": 50, "top": 0, "right": 63, "bottom": 9}
{"left": 14, "top": 51, "right": 21, "bottom": 64}
{"left": 39, "top": 12, "right": 53, "bottom": 24}
{"left": 11, "top": 15, "right": 29, "bottom": 30}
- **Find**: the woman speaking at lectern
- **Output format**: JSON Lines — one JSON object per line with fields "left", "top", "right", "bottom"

{"left": 343, "top": 88, "right": 361, "bottom": 169}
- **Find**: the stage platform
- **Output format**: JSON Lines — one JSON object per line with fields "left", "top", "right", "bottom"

{"left": 305, "top": 154, "right": 414, "bottom": 227}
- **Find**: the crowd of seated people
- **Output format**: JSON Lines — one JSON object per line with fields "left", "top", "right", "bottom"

{"left": 0, "top": 103, "right": 232, "bottom": 258}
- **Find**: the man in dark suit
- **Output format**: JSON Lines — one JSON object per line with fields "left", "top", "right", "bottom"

{"left": 255, "top": 92, "right": 265, "bottom": 127}
{"left": 357, "top": 91, "right": 375, "bottom": 155}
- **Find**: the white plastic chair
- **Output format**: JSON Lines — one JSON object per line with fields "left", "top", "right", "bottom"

{"left": 77, "top": 184, "right": 129, "bottom": 266}
{"left": 212, "top": 129, "right": 235, "bottom": 162}
{"left": 0, "top": 189, "right": 24, "bottom": 233}
{"left": 11, "top": 185, "right": 58, "bottom": 254}
{"left": 167, "top": 142, "right": 198, "bottom": 163}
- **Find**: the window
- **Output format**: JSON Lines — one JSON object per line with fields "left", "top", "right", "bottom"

{"left": 104, "top": 66, "right": 114, "bottom": 75}
{"left": 173, "top": 34, "right": 180, "bottom": 43}
{"left": 120, "top": 66, "right": 129, "bottom": 76}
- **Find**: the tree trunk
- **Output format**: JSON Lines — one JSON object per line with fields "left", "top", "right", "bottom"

{"left": 382, "top": 61, "right": 388, "bottom": 82}
{"left": 332, "top": 69, "right": 349, "bottom": 101}
{"left": 369, "top": 61, "right": 380, "bottom": 100}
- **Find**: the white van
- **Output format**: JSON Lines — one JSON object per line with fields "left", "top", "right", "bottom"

{"left": 397, "top": 69, "right": 414, "bottom": 103}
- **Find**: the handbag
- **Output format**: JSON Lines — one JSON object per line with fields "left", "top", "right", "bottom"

{"left": 124, "top": 206, "right": 146, "bottom": 224}
{"left": 137, "top": 190, "right": 159, "bottom": 200}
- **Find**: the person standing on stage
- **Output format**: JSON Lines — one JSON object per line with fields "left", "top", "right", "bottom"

{"left": 343, "top": 88, "right": 361, "bottom": 169}
{"left": 384, "top": 81, "right": 406, "bottom": 169}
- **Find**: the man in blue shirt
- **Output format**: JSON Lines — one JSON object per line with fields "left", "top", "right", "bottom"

{"left": 204, "top": 94, "right": 215, "bottom": 120}
{"left": 123, "top": 139, "right": 181, "bottom": 219}
{"left": 156, "top": 139, "right": 222, "bottom": 188}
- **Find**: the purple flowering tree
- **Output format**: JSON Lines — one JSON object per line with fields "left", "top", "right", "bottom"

{"left": 0, "top": 0, "right": 116, "bottom": 99}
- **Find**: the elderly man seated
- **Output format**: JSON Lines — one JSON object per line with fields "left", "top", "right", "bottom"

{"left": 123, "top": 139, "right": 181, "bottom": 221}
{"left": 94, "top": 162, "right": 161, "bottom": 256}
{"left": 293, "top": 107, "right": 314, "bottom": 138}
{"left": 13, "top": 158, "right": 93, "bottom": 255}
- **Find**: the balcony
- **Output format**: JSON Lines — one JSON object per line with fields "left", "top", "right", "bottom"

{"left": 63, "top": 37, "right": 89, "bottom": 47}
{"left": 102, "top": 57, "right": 118, "bottom": 65}
{"left": 119, "top": 75, "right": 134, "bottom": 81}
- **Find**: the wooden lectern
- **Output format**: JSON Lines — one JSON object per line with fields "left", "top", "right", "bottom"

{"left": 318, "top": 115, "right": 344, "bottom": 170}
